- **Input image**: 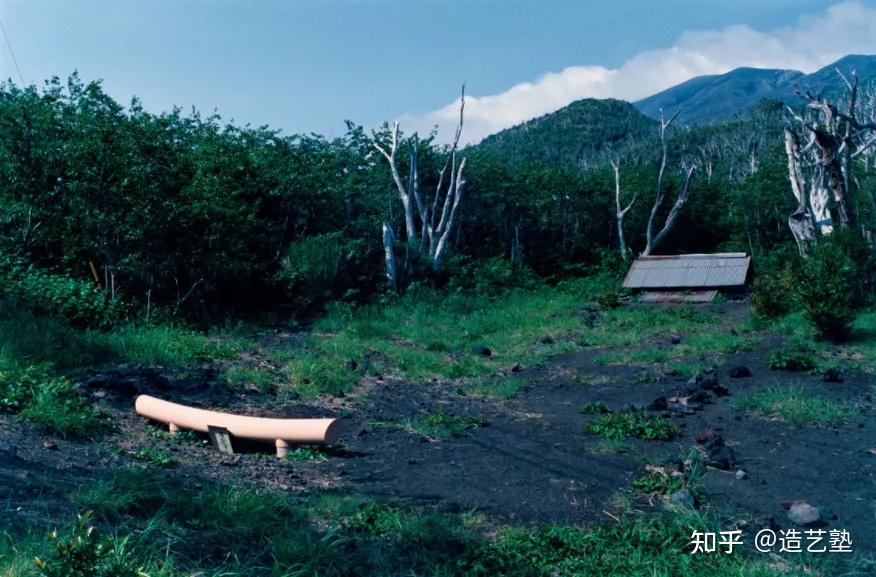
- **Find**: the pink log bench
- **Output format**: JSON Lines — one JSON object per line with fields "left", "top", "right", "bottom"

{"left": 135, "top": 394, "right": 341, "bottom": 457}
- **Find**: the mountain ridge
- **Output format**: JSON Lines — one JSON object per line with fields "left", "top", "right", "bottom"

{"left": 633, "top": 54, "right": 876, "bottom": 124}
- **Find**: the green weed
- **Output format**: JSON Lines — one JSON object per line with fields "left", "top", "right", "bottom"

{"left": 586, "top": 412, "right": 678, "bottom": 440}
{"left": 410, "top": 411, "right": 488, "bottom": 439}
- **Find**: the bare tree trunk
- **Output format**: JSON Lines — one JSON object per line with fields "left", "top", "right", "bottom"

{"left": 511, "top": 222, "right": 523, "bottom": 266}
{"left": 374, "top": 85, "right": 467, "bottom": 277}
{"left": 644, "top": 110, "right": 680, "bottom": 255}
{"left": 382, "top": 224, "right": 397, "bottom": 292}
{"left": 646, "top": 165, "right": 696, "bottom": 255}
{"left": 375, "top": 123, "right": 418, "bottom": 244}
{"left": 611, "top": 158, "right": 636, "bottom": 261}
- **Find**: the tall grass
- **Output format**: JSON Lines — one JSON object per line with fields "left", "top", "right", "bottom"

{"left": 0, "top": 306, "right": 242, "bottom": 369}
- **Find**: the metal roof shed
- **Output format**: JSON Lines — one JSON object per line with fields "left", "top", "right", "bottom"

{"left": 622, "top": 253, "right": 750, "bottom": 301}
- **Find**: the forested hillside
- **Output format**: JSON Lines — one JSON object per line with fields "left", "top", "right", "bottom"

{"left": 475, "top": 98, "right": 657, "bottom": 168}
{"left": 0, "top": 76, "right": 838, "bottom": 325}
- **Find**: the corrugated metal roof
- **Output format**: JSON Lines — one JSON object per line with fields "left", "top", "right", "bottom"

{"left": 622, "top": 254, "right": 750, "bottom": 289}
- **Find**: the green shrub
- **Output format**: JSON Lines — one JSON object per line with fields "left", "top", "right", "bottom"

{"left": 33, "top": 512, "right": 138, "bottom": 577}
{"left": 768, "top": 343, "right": 817, "bottom": 372}
{"left": 750, "top": 248, "right": 796, "bottom": 321}
{"left": 750, "top": 275, "right": 791, "bottom": 321}
{"left": 586, "top": 412, "right": 678, "bottom": 440}
{"left": 276, "top": 232, "right": 352, "bottom": 311}
{"left": 446, "top": 256, "right": 536, "bottom": 296}
{"left": 794, "top": 239, "right": 863, "bottom": 341}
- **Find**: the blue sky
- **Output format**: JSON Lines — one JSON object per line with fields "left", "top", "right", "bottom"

{"left": 1, "top": 0, "right": 875, "bottom": 142}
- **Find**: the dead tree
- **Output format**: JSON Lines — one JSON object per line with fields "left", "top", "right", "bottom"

{"left": 374, "top": 86, "right": 468, "bottom": 287}
{"left": 610, "top": 158, "right": 636, "bottom": 261}
{"left": 784, "top": 69, "right": 876, "bottom": 253}
{"left": 642, "top": 110, "right": 697, "bottom": 256}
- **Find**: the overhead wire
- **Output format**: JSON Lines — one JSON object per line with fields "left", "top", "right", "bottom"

{"left": 0, "top": 15, "right": 25, "bottom": 85}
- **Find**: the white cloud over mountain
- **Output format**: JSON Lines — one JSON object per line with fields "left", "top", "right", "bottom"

{"left": 404, "top": 0, "right": 876, "bottom": 144}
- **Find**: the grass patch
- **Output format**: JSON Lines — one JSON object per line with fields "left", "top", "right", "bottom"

{"left": 472, "top": 377, "right": 532, "bottom": 398}
{"left": 0, "top": 304, "right": 244, "bottom": 370}
{"left": 733, "top": 385, "right": 857, "bottom": 425}
{"left": 268, "top": 281, "right": 611, "bottom": 396}
{"left": 133, "top": 447, "right": 174, "bottom": 468}
{"left": 100, "top": 325, "right": 243, "bottom": 366}
{"left": 0, "top": 467, "right": 837, "bottom": 576}
{"left": 586, "top": 412, "right": 678, "bottom": 441}
{"left": 224, "top": 366, "right": 277, "bottom": 394}
{"left": 410, "top": 411, "right": 488, "bottom": 439}
{"left": 580, "top": 401, "right": 610, "bottom": 414}
{"left": 284, "top": 446, "right": 329, "bottom": 462}
{"left": 0, "top": 360, "right": 102, "bottom": 437}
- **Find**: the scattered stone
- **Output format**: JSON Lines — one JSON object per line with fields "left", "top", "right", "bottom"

{"left": 86, "top": 374, "right": 110, "bottom": 388}
{"left": 92, "top": 390, "right": 107, "bottom": 399}
{"left": 346, "top": 359, "right": 359, "bottom": 371}
{"left": 711, "top": 383, "right": 730, "bottom": 397}
{"left": 355, "top": 427, "right": 368, "bottom": 438}
{"left": 42, "top": 441, "right": 58, "bottom": 451}
{"left": 648, "top": 396, "right": 668, "bottom": 411}
{"left": 511, "top": 363, "right": 523, "bottom": 372}
{"left": 539, "top": 335, "right": 555, "bottom": 345}
{"left": 687, "top": 370, "right": 719, "bottom": 393}
{"left": 670, "top": 488, "right": 695, "bottom": 508}
{"left": 786, "top": 502, "right": 821, "bottom": 526}
{"left": 735, "top": 469, "right": 747, "bottom": 480}
{"left": 472, "top": 346, "right": 492, "bottom": 357}
{"left": 688, "top": 390, "right": 712, "bottom": 405}
{"left": 407, "top": 457, "right": 417, "bottom": 465}
{"left": 823, "top": 368, "right": 844, "bottom": 383}
{"left": 666, "top": 402, "right": 696, "bottom": 417}
{"left": 696, "top": 430, "right": 719, "bottom": 444}
{"left": 669, "top": 334, "right": 682, "bottom": 345}
{"left": 729, "top": 366, "right": 752, "bottom": 379}
{"left": 707, "top": 446, "right": 736, "bottom": 470}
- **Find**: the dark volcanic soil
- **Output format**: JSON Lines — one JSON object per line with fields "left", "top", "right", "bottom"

{"left": 1, "top": 303, "right": 875, "bottom": 558}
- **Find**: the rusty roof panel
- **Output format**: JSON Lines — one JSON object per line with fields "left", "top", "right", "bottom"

{"left": 623, "top": 254, "right": 750, "bottom": 289}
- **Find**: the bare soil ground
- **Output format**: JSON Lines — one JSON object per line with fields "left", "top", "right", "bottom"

{"left": 2, "top": 302, "right": 874, "bottom": 558}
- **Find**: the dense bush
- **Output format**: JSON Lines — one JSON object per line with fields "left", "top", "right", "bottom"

{"left": 34, "top": 512, "right": 138, "bottom": 577}
{"left": 750, "top": 248, "right": 797, "bottom": 321}
{"left": 794, "top": 238, "right": 863, "bottom": 341}
{"left": 0, "top": 251, "right": 123, "bottom": 327}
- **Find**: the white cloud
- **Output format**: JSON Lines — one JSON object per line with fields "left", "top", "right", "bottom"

{"left": 404, "top": 0, "right": 876, "bottom": 144}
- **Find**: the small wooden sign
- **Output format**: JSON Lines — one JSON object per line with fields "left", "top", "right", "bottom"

{"left": 207, "top": 426, "right": 235, "bottom": 455}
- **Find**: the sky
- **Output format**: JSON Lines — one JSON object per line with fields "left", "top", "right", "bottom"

{"left": 1, "top": 0, "right": 875, "bottom": 143}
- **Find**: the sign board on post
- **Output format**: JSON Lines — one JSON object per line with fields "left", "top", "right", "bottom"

{"left": 207, "top": 425, "right": 235, "bottom": 455}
